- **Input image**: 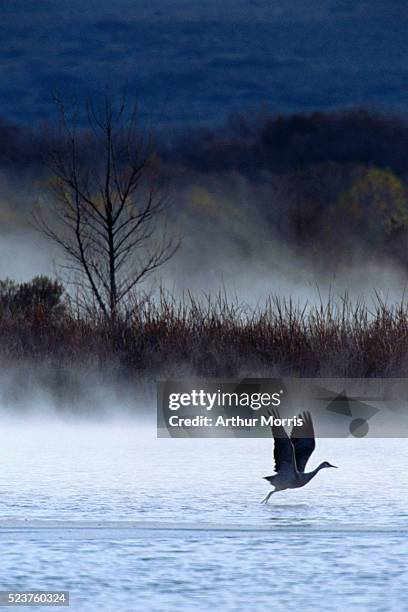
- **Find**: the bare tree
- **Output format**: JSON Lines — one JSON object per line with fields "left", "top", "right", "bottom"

{"left": 37, "top": 93, "right": 179, "bottom": 319}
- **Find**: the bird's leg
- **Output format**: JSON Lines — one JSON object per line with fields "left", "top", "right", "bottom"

{"left": 261, "top": 490, "right": 274, "bottom": 504}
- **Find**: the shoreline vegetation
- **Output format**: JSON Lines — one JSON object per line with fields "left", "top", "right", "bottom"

{"left": 2, "top": 277, "right": 408, "bottom": 386}
{"left": 3, "top": 104, "right": 408, "bottom": 404}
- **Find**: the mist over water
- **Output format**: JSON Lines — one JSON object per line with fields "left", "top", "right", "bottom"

{"left": 2, "top": 226, "right": 407, "bottom": 308}
{"left": 0, "top": 418, "right": 406, "bottom": 610}
{"left": 163, "top": 245, "right": 408, "bottom": 307}
{"left": 1, "top": 158, "right": 408, "bottom": 308}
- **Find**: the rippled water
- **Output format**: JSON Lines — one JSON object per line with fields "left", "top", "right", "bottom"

{"left": 2, "top": 1, "right": 408, "bottom": 126}
{"left": 0, "top": 420, "right": 407, "bottom": 610}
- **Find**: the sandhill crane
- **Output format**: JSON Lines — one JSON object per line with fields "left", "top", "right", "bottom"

{"left": 261, "top": 410, "right": 337, "bottom": 503}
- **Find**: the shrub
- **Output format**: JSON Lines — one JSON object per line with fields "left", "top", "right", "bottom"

{"left": 0, "top": 276, "right": 65, "bottom": 317}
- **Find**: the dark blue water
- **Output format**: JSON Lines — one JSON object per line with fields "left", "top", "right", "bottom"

{"left": 1, "top": 1, "right": 408, "bottom": 128}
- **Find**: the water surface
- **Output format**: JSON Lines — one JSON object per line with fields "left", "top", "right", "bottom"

{"left": 0, "top": 421, "right": 406, "bottom": 610}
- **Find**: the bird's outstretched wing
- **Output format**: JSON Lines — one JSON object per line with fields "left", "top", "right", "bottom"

{"left": 290, "top": 411, "right": 316, "bottom": 472}
{"left": 267, "top": 409, "right": 296, "bottom": 474}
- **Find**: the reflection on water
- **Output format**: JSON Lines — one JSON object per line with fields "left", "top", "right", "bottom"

{"left": 0, "top": 421, "right": 406, "bottom": 610}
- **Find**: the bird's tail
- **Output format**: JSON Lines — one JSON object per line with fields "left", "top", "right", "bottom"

{"left": 263, "top": 475, "right": 276, "bottom": 485}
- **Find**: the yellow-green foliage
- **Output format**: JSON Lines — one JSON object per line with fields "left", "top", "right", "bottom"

{"left": 185, "top": 183, "right": 246, "bottom": 233}
{"left": 337, "top": 168, "right": 408, "bottom": 239}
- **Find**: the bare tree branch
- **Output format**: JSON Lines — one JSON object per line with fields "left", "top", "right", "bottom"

{"left": 36, "top": 92, "right": 179, "bottom": 319}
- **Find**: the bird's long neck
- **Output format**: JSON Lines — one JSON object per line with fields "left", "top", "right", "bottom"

{"left": 302, "top": 463, "right": 325, "bottom": 484}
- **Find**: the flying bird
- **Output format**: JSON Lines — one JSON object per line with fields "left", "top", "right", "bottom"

{"left": 261, "top": 410, "right": 337, "bottom": 503}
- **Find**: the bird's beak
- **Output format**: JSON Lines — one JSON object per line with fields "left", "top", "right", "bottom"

{"left": 331, "top": 464, "right": 338, "bottom": 468}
